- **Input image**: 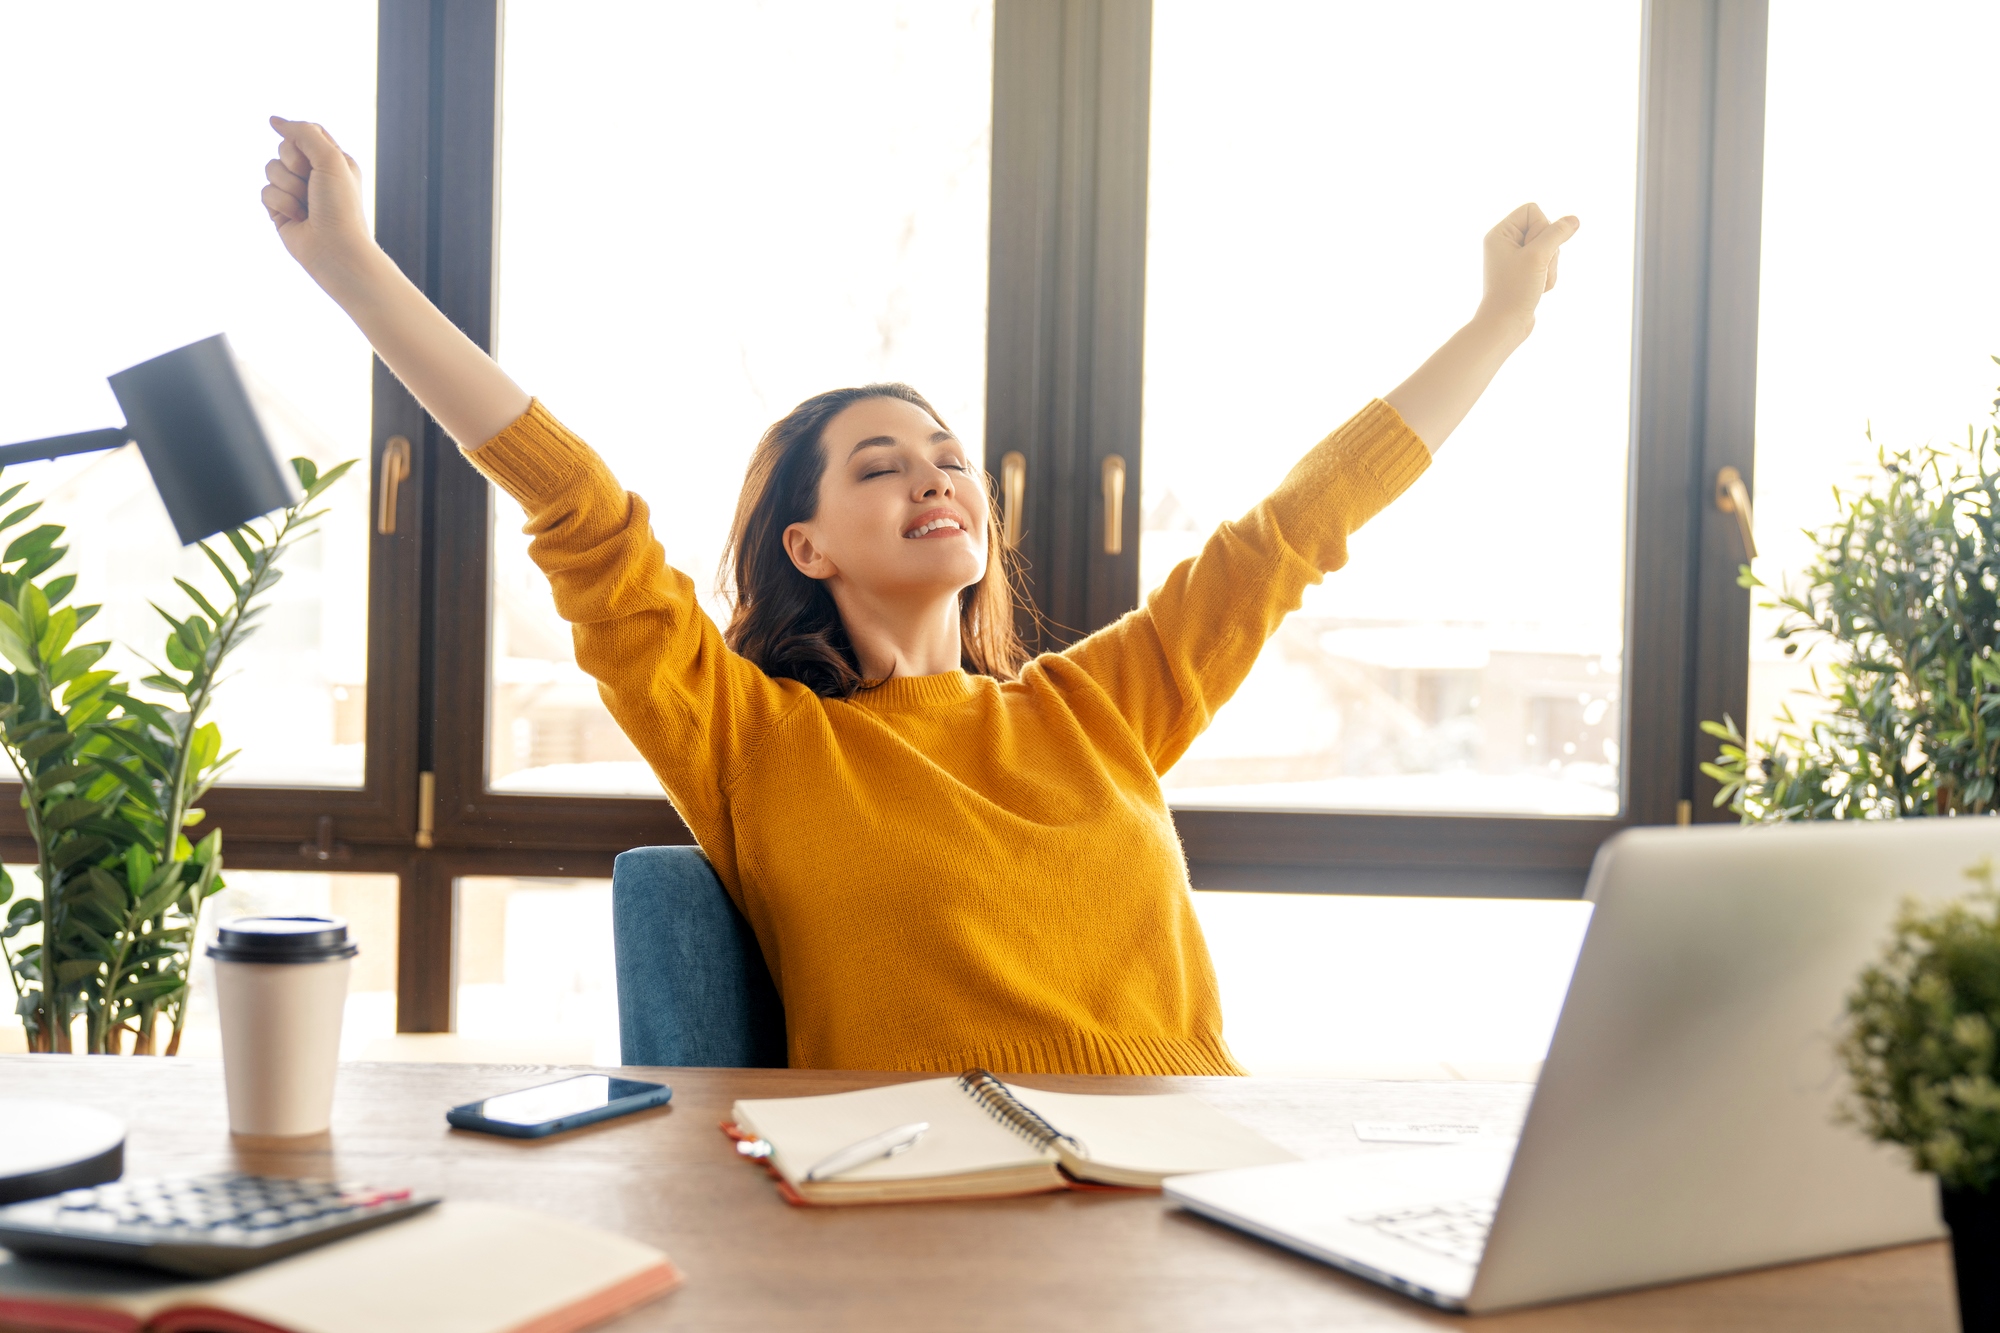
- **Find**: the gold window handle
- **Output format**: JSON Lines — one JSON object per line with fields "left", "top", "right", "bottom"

{"left": 1000, "top": 450, "right": 1027, "bottom": 550}
{"left": 1101, "top": 454, "right": 1126, "bottom": 555}
{"left": 377, "top": 435, "right": 411, "bottom": 535}
{"left": 1715, "top": 465, "right": 1757, "bottom": 560}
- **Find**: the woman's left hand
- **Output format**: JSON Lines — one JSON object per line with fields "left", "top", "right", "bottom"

{"left": 1383, "top": 203, "right": 1582, "bottom": 452}
{"left": 1477, "top": 203, "right": 1580, "bottom": 337}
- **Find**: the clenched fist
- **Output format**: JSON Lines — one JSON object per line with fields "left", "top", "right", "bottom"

{"left": 1478, "top": 203, "right": 1580, "bottom": 336}
{"left": 263, "top": 116, "right": 373, "bottom": 279}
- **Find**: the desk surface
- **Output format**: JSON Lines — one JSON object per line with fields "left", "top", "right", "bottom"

{"left": 0, "top": 1057, "right": 1955, "bottom": 1331}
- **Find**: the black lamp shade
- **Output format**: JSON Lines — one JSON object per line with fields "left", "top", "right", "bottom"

{"left": 107, "top": 335, "right": 301, "bottom": 545}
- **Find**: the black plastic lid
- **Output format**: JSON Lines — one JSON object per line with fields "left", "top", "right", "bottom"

{"left": 206, "top": 915, "right": 358, "bottom": 963}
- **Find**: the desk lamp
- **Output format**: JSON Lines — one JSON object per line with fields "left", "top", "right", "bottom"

{"left": 0, "top": 334, "right": 302, "bottom": 545}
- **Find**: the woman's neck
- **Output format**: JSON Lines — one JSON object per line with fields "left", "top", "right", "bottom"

{"left": 830, "top": 585, "right": 964, "bottom": 680}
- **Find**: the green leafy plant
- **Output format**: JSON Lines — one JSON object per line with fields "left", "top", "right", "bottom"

{"left": 1840, "top": 862, "right": 2000, "bottom": 1192}
{"left": 0, "top": 477, "right": 129, "bottom": 1052}
{"left": 1704, "top": 379, "right": 2000, "bottom": 821}
{"left": 0, "top": 455, "right": 355, "bottom": 1054}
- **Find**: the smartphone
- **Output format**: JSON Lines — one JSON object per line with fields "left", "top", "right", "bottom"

{"left": 446, "top": 1074, "right": 673, "bottom": 1139}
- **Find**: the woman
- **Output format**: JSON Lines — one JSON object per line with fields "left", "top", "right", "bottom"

{"left": 263, "top": 117, "right": 1577, "bottom": 1077}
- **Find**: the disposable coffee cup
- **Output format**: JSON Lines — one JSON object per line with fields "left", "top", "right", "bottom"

{"left": 206, "top": 916, "right": 357, "bottom": 1137}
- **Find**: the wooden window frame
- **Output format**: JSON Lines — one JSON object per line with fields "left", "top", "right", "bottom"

{"left": 1, "top": 0, "right": 1775, "bottom": 1035}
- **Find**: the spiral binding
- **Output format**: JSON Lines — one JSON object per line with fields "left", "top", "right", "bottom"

{"left": 957, "top": 1068, "right": 1088, "bottom": 1158}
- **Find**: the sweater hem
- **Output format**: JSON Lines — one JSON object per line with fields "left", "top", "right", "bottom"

{"left": 875, "top": 1029, "right": 1246, "bottom": 1078}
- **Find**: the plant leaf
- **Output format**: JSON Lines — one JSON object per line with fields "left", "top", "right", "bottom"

{"left": 171, "top": 579, "right": 227, "bottom": 626}
{"left": 3, "top": 523, "right": 60, "bottom": 563}
{"left": 0, "top": 503, "right": 44, "bottom": 536}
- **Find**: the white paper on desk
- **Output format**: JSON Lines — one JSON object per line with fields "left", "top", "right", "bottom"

{"left": 1353, "top": 1121, "right": 1518, "bottom": 1144}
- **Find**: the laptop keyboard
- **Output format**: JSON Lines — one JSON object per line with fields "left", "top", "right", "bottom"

{"left": 1348, "top": 1198, "right": 1495, "bottom": 1264}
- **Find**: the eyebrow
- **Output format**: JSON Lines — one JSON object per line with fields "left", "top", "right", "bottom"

{"left": 847, "top": 429, "right": 958, "bottom": 460}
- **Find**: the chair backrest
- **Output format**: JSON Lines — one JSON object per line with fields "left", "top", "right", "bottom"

{"left": 611, "top": 845, "right": 788, "bottom": 1068}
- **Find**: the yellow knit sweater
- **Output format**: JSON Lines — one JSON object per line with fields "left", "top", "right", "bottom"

{"left": 466, "top": 399, "right": 1428, "bottom": 1075}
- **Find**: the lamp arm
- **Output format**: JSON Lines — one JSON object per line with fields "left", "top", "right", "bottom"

{"left": 0, "top": 427, "right": 133, "bottom": 468}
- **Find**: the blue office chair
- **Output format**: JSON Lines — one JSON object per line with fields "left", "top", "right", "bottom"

{"left": 611, "top": 846, "right": 789, "bottom": 1068}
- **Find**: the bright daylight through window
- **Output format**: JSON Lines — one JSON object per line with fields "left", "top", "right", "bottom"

{"left": 1143, "top": 1, "right": 1640, "bottom": 816}
{"left": 1743, "top": 0, "right": 2000, "bottom": 756}
{"left": 490, "top": 1, "right": 993, "bottom": 796}
{"left": 0, "top": 3, "right": 377, "bottom": 788}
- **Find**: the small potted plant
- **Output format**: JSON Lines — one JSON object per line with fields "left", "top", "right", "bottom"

{"left": 1839, "top": 864, "right": 2000, "bottom": 1329}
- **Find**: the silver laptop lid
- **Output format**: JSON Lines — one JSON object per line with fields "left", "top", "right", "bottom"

{"left": 1469, "top": 818, "right": 1982, "bottom": 1311}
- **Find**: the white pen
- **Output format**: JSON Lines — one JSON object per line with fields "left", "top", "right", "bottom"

{"left": 802, "top": 1121, "right": 930, "bottom": 1182}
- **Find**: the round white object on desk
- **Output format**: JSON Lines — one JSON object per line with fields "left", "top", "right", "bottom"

{"left": 0, "top": 1099, "right": 125, "bottom": 1204}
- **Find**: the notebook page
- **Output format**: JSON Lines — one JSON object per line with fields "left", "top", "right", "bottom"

{"left": 1006, "top": 1086, "right": 1299, "bottom": 1178}
{"left": 734, "top": 1078, "right": 1055, "bottom": 1185}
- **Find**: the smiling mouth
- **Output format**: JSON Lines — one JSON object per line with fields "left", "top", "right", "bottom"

{"left": 904, "top": 517, "right": 966, "bottom": 539}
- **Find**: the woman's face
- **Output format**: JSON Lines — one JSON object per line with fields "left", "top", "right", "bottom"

{"left": 782, "top": 395, "right": 990, "bottom": 603}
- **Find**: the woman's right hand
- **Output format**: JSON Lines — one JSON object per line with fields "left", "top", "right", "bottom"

{"left": 258, "top": 115, "right": 531, "bottom": 448}
{"left": 263, "top": 116, "right": 375, "bottom": 279}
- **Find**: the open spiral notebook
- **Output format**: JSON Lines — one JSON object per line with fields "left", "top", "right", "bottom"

{"left": 727, "top": 1069, "right": 1297, "bottom": 1205}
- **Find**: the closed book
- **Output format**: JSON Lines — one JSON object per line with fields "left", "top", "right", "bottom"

{"left": 729, "top": 1069, "right": 1297, "bottom": 1205}
{"left": 0, "top": 1201, "right": 680, "bottom": 1333}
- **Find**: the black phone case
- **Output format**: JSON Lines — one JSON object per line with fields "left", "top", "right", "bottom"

{"left": 445, "top": 1082, "right": 673, "bottom": 1138}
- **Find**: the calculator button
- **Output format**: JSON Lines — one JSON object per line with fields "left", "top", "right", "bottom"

{"left": 0, "top": 1173, "right": 439, "bottom": 1278}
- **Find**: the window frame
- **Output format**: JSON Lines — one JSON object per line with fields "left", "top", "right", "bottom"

{"left": 0, "top": 0, "right": 1776, "bottom": 1036}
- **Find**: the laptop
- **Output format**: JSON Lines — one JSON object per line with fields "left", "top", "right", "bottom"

{"left": 1165, "top": 818, "right": 1992, "bottom": 1313}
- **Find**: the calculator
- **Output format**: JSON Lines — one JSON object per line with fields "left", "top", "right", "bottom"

{"left": 0, "top": 1173, "right": 440, "bottom": 1277}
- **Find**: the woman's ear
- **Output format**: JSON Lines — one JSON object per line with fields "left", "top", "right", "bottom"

{"left": 783, "top": 523, "right": 837, "bottom": 580}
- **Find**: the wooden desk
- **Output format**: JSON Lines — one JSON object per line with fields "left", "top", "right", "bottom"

{"left": 0, "top": 1057, "right": 1955, "bottom": 1331}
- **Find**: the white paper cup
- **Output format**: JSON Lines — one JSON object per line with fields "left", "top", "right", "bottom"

{"left": 206, "top": 916, "right": 357, "bottom": 1137}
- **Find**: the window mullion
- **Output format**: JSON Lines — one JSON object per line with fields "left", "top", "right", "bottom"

{"left": 987, "top": 0, "right": 1152, "bottom": 649}
{"left": 1624, "top": 0, "right": 1769, "bottom": 830}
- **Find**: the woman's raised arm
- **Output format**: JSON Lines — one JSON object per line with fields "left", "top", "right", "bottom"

{"left": 262, "top": 116, "right": 530, "bottom": 449}
{"left": 1058, "top": 203, "right": 1578, "bottom": 772}
{"left": 1384, "top": 202, "right": 1579, "bottom": 452}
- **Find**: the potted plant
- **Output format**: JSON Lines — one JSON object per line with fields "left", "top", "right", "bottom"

{"left": 1703, "top": 388, "right": 2000, "bottom": 821}
{"left": 1840, "top": 864, "right": 2000, "bottom": 1329}
{"left": 0, "top": 455, "right": 353, "bottom": 1053}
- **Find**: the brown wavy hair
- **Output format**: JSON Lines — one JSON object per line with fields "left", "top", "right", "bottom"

{"left": 720, "top": 383, "right": 1029, "bottom": 698}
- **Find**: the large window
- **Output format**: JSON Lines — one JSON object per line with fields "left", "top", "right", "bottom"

{"left": 0, "top": 2, "right": 378, "bottom": 788}
{"left": 490, "top": 0, "right": 994, "bottom": 797}
{"left": 1745, "top": 0, "right": 2000, "bottom": 751}
{"left": 1143, "top": 0, "right": 1642, "bottom": 816}
{"left": 3, "top": 1, "right": 1790, "bottom": 1044}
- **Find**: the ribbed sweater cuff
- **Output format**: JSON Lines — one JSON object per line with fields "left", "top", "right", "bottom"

{"left": 463, "top": 399, "right": 593, "bottom": 506}
{"left": 1264, "top": 399, "right": 1430, "bottom": 560}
